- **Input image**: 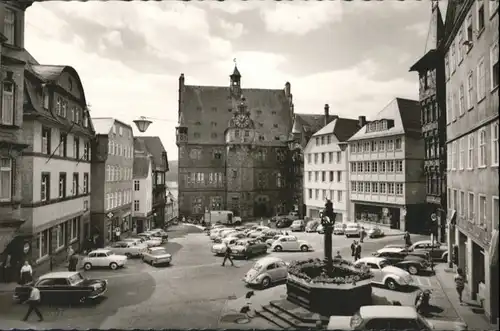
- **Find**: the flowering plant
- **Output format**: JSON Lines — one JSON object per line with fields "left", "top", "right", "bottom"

{"left": 288, "top": 258, "right": 372, "bottom": 285}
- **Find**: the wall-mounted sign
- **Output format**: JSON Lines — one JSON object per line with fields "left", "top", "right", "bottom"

{"left": 106, "top": 212, "right": 114, "bottom": 219}
{"left": 23, "top": 243, "right": 30, "bottom": 254}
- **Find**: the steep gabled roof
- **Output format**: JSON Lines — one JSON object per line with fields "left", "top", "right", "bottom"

{"left": 294, "top": 113, "right": 326, "bottom": 134}
{"left": 348, "top": 98, "right": 421, "bottom": 141}
{"left": 182, "top": 85, "right": 292, "bottom": 144}
{"left": 135, "top": 136, "right": 168, "bottom": 172}
{"left": 133, "top": 155, "right": 151, "bottom": 179}
{"left": 91, "top": 117, "right": 115, "bottom": 135}
{"left": 313, "top": 117, "right": 360, "bottom": 142}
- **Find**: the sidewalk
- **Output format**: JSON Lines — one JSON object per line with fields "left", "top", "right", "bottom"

{"left": 434, "top": 263, "right": 497, "bottom": 330}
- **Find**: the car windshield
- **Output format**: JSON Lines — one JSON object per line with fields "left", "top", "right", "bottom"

{"left": 379, "top": 260, "right": 390, "bottom": 268}
{"left": 68, "top": 273, "right": 84, "bottom": 285}
{"left": 151, "top": 249, "right": 168, "bottom": 256}
{"left": 252, "top": 263, "right": 264, "bottom": 271}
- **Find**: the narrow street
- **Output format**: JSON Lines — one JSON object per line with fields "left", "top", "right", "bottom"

{"left": 0, "top": 224, "right": 459, "bottom": 329}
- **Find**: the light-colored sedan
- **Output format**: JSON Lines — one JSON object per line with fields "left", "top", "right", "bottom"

{"left": 211, "top": 237, "right": 240, "bottom": 255}
{"left": 271, "top": 235, "right": 313, "bottom": 252}
{"left": 243, "top": 256, "right": 288, "bottom": 288}
{"left": 265, "top": 235, "right": 282, "bottom": 247}
{"left": 213, "top": 232, "right": 246, "bottom": 243}
{"left": 137, "top": 234, "right": 163, "bottom": 247}
{"left": 246, "top": 226, "right": 270, "bottom": 238}
{"left": 82, "top": 249, "right": 127, "bottom": 270}
{"left": 209, "top": 228, "right": 231, "bottom": 240}
{"left": 345, "top": 223, "right": 361, "bottom": 238}
{"left": 327, "top": 306, "right": 466, "bottom": 331}
{"left": 354, "top": 257, "right": 413, "bottom": 290}
{"left": 105, "top": 241, "right": 147, "bottom": 258}
{"left": 142, "top": 247, "right": 172, "bottom": 266}
{"left": 333, "top": 223, "right": 346, "bottom": 235}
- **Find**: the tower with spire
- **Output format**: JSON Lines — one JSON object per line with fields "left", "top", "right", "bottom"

{"left": 230, "top": 64, "right": 241, "bottom": 97}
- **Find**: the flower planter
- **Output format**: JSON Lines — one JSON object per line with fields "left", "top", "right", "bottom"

{"left": 286, "top": 258, "right": 373, "bottom": 316}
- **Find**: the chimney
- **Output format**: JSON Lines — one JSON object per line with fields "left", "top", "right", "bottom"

{"left": 358, "top": 116, "right": 367, "bottom": 128}
{"left": 285, "top": 82, "right": 291, "bottom": 97}
{"left": 324, "top": 104, "right": 330, "bottom": 126}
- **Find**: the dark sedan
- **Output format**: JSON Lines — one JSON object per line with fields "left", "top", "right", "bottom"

{"left": 275, "top": 218, "right": 293, "bottom": 228}
{"left": 13, "top": 271, "right": 107, "bottom": 304}
{"left": 372, "top": 249, "right": 430, "bottom": 275}
{"left": 255, "top": 229, "right": 282, "bottom": 242}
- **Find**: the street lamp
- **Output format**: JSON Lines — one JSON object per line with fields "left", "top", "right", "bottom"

{"left": 133, "top": 116, "right": 177, "bottom": 133}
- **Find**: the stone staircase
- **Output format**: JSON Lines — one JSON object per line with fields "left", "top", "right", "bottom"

{"left": 255, "top": 299, "right": 329, "bottom": 329}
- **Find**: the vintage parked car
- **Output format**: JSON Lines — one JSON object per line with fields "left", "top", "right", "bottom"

{"left": 408, "top": 240, "right": 449, "bottom": 261}
{"left": 230, "top": 238, "right": 268, "bottom": 259}
{"left": 142, "top": 247, "right": 172, "bottom": 266}
{"left": 265, "top": 234, "right": 283, "bottom": 247}
{"left": 255, "top": 229, "right": 281, "bottom": 242}
{"left": 354, "top": 257, "right": 414, "bottom": 290}
{"left": 305, "top": 220, "right": 320, "bottom": 232}
{"left": 136, "top": 234, "right": 163, "bottom": 247}
{"left": 327, "top": 306, "right": 466, "bottom": 330}
{"left": 367, "top": 226, "right": 385, "bottom": 238}
{"left": 271, "top": 235, "right": 313, "bottom": 252}
{"left": 215, "top": 229, "right": 240, "bottom": 241}
{"left": 345, "top": 223, "right": 362, "bottom": 238}
{"left": 13, "top": 271, "right": 107, "bottom": 304}
{"left": 82, "top": 249, "right": 128, "bottom": 270}
{"left": 211, "top": 237, "right": 240, "bottom": 255}
{"left": 275, "top": 218, "right": 294, "bottom": 228}
{"left": 105, "top": 241, "right": 147, "bottom": 258}
{"left": 213, "top": 232, "right": 246, "bottom": 243}
{"left": 290, "top": 219, "right": 306, "bottom": 232}
{"left": 122, "top": 237, "right": 147, "bottom": 246}
{"left": 333, "top": 223, "right": 346, "bottom": 235}
{"left": 372, "top": 248, "right": 430, "bottom": 275}
{"left": 209, "top": 228, "right": 231, "bottom": 240}
{"left": 243, "top": 256, "right": 288, "bottom": 288}
{"left": 147, "top": 229, "right": 169, "bottom": 240}
{"left": 246, "top": 226, "right": 270, "bottom": 238}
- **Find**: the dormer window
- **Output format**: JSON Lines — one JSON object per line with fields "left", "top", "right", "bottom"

{"left": 4, "top": 9, "right": 15, "bottom": 46}
{"left": 1, "top": 80, "right": 15, "bottom": 125}
{"left": 381, "top": 121, "right": 388, "bottom": 130}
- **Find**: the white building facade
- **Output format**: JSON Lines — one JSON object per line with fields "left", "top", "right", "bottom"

{"left": 132, "top": 154, "right": 153, "bottom": 233}
{"left": 347, "top": 98, "right": 427, "bottom": 233}
{"left": 303, "top": 112, "right": 361, "bottom": 222}
{"left": 21, "top": 64, "right": 94, "bottom": 273}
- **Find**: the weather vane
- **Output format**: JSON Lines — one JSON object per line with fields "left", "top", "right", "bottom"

{"left": 233, "top": 58, "right": 237, "bottom": 66}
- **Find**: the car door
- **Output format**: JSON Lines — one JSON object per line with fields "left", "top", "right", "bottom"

{"left": 286, "top": 237, "right": 299, "bottom": 251}
{"left": 265, "top": 263, "right": 280, "bottom": 281}
{"left": 363, "top": 318, "right": 391, "bottom": 330}
{"left": 366, "top": 262, "right": 383, "bottom": 283}
{"left": 275, "top": 261, "right": 288, "bottom": 280}
{"left": 96, "top": 252, "right": 108, "bottom": 266}
{"left": 36, "top": 279, "right": 57, "bottom": 301}
{"left": 52, "top": 278, "right": 72, "bottom": 302}
{"left": 113, "top": 243, "right": 125, "bottom": 255}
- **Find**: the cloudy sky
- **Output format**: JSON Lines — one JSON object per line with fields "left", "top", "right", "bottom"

{"left": 25, "top": 0, "right": 442, "bottom": 160}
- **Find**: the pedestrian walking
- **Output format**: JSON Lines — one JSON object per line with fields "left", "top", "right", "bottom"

{"left": 454, "top": 268, "right": 466, "bottom": 304}
{"left": 22, "top": 286, "right": 43, "bottom": 322}
{"left": 359, "top": 227, "right": 366, "bottom": 243}
{"left": 66, "top": 246, "right": 74, "bottom": 265}
{"left": 354, "top": 242, "right": 362, "bottom": 261}
{"left": 19, "top": 261, "right": 33, "bottom": 285}
{"left": 404, "top": 231, "right": 412, "bottom": 247}
{"left": 68, "top": 253, "right": 79, "bottom": 272}
{"left": 221, "top": 243, "right": 234, "bottom": 267}
{"left": 350, "top": 240, "right": 357, "bottom": 260}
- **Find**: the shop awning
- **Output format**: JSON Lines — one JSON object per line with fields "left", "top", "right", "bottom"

{"left": 489, "top": 230, "right": 498, "bottom": 268}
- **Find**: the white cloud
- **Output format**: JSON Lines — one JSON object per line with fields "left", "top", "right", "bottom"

{"left": 219, "top": 19, "right": 244, "bottom": 39}
{"left": 260, "top": 2, "right": 343, "bottom": 35}
{"left": 102, "top": 30, "right": 123, "bottom": 48}
{"left": 206, "top": 0, "right": 263, "bottom": 14}
{"left": 405, "top": 21, "right": 429, "bottom": 37}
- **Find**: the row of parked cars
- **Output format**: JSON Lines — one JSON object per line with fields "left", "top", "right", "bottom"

{"left": 207, "top": 223, "right": 315, "bottom": 259}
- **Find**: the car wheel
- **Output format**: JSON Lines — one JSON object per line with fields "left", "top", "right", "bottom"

{"left": 274, "top": 246, "right": 283, "bottom": 252}
{"left": 385, "top": 278, "right": 398, "bottom": 291}
{"left": 300, "top": 245, "right": 309, "bottom": 252}
{"left": 346, "top": 235, "right": 350, "bottom": 238}
{"left": 109, "top": 262, "right": 118, "bottom": 270}
{"left": 408, "top": 265, "right": 419, "bottom": 275}
{"left": 261, "top": 277, "right": 271, "bottom": 289}
{"left": 83, "top": 263, "right": 92, "bottom": 271}
{"left": 125, "top": 253, "right": 132, "bottom": 258}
